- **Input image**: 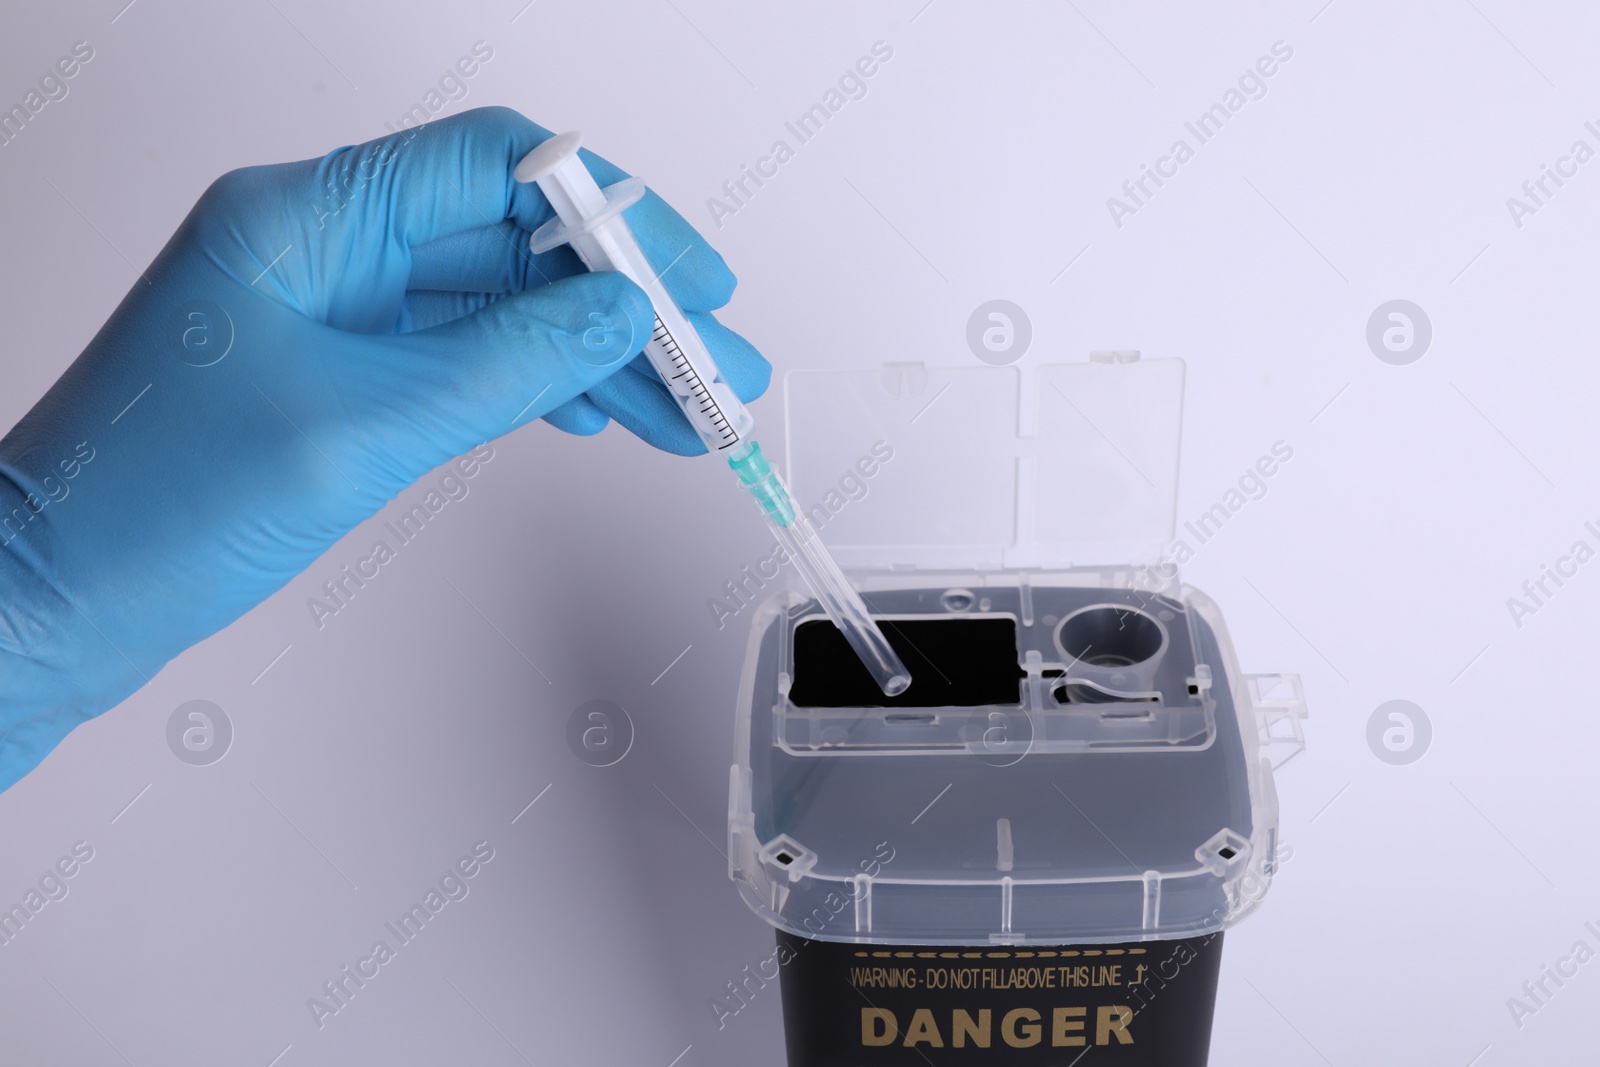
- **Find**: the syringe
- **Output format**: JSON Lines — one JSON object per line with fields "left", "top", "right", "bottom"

{"left": 514, "top": 132, "right": 912, "bottom": 697}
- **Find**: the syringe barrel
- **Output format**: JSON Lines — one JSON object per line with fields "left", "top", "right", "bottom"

{"left": 584, "top": 224, "right": 755, "bottom": 451}
{"left": 516, "top": 134, "right": 754, "bottom": 453}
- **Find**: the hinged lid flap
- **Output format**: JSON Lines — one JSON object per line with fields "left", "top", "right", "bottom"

{"left": 783, "top": 357, "right": 1185, "bottom": 569}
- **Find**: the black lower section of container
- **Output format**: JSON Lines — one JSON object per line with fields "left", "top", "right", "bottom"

{"left": 775, "top": 930, "right": 1224, "bottom": 1066}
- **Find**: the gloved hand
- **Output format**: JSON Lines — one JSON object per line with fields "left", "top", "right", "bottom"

{"left": 0, "top": 106, "right": 769, "bottom": 792}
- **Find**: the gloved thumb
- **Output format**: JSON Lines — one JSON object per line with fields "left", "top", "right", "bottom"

{"left": 370, "top": 270, "right": 654, "bottom": 461}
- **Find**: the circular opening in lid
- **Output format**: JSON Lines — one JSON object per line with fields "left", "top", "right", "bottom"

{"left": 1054, "top": 605, "right": 1166, "bottom": 667}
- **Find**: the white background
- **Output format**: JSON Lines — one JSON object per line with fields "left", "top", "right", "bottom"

{"left": 1, "top": 1, "right": 1597, "bottom": 1063}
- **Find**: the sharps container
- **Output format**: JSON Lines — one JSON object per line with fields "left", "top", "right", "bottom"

{"left": 726, "top": 355, "right": 1307, "bottom": 1066}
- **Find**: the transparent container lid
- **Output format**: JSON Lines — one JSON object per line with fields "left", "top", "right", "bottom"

{"left": 728, "top": 356, "right": 1307, "bottom": 947}
{"left": 782, "top": 354, "right": 1185, "bottom": 571}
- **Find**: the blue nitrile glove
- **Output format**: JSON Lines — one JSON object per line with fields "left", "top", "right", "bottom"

{"left": 0, "top": 106, "right": 769, "bottom": 792}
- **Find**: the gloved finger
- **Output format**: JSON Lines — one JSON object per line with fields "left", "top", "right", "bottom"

{"left": 589, "top": 313, "right": 771, "bottom": 455}
{"left": 587, "top": 358, "right": 707, "bottom": 456}
{"left": 372, "top": 271, "right": 653, "bottom": 460}
{"left": 200, "top": 108, "right": 565, "bottom": 327}
{"left": 541, "top": 395, "right": 611, "bottom": 436}
{"left": 400, "top": 289, "right": 495, "bottom": 333}
{"left": 405, "top": 220, "right": 568, "bottom": 295}
{"left": 617, "top": 312, "right": 769, "bottom": 401}
{"left": 322, "top": 106, "right": 735, "bottom": 313}
{"left": 400, "top": 298, "right": 765, "bottom": 455}
{"left": 674, "top": 311, "right": 771, "bottom": 402}
{"left": 600, "top": 186, "right": 738, "bottom": 313}
{"left": 307, "top": 106, "right": 553, "bottom": 251}
{"left": 411, "top": 188, "right": 737, "bottom": 313}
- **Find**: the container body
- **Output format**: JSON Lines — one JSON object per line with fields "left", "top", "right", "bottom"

{"left": 729, "top": 573, "right": 1303, "bottom": 1064}
{"left": 732, "top": 359, "right": 1305, "bottom": 1065}
{"left": 730, "top": 576, "right": 1302, "bottom": 947}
